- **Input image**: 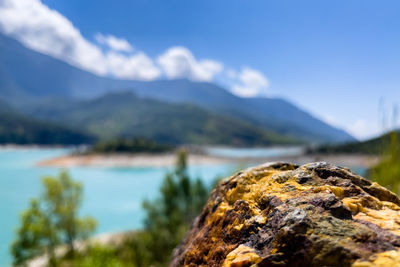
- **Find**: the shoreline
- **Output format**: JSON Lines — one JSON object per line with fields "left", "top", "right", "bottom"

{"left": 2, "top": 144, "right": 377, "bottom": 169}
{"left": 37, "top": 153, "right": 233, "bottom": 168}
{"left": 37, "top": 152, "right": 380, "bottom": 169}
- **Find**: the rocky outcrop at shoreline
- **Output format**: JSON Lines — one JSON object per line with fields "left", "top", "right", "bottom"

{"left": 170, "top": 162, "right": 400, "bottom": 266}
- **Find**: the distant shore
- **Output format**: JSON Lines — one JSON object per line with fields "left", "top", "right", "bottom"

{"left": 37, "top": 152, "right": 379, "bottom": 169}
{"left": 37, "top": 153, "right": 232, "bottom": 168}
{"left": 0, "top": 144, "right": 379, "bottom": 169}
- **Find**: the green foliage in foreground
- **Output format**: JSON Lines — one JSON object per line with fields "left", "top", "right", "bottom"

{"left": 370, "top": 131, "right": 400, "bottom": 194}
{"left": 57, "top": 244, "right": 136, "bottom": 267}
{"left": 139, "top": 149, "right": 209, "bottom": 265}
{"left": 11, "top": 171, "right": 97, "bottom": 266}
{"left": 59, "top": 150, "right": 210, "bottom": 267}
{"left": 11, "top": 151, "right": 214, "bottom": 266}
{"left": 89, "top": 137, "right": 173, "bottom": 154}
{"left": 109, "top": 149, "right": 209, "bottom": 266}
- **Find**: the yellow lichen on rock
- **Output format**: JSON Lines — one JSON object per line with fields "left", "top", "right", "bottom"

{"left": 313, "top": 185, "right": 345, "bottom": 198}
{"left": 222, "top": 245, "right": 261, "bottom": 267}
{"left": 170, "top": 162, "right": 400, "bottom": 267}
{"left": 353, "top": 207, "right": 400, "bottom": 236}
{"left": 352, "top": 249, "right": 400, "bottom": 267}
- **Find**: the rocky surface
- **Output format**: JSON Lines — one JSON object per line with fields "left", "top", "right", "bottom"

{"left": 170, "top": 162, "right": 400, "bottom": 267}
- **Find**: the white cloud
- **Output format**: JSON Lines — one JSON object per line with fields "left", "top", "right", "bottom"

{"left": 231, "top": 66, "right": 269, "bottom": 97}
{"left": 345, "top": 119, "right": 381, "bottom": 140}
{"left": 95, "top": 33, "right": 133, "bottom": 52}
{"left": 106, "top": 51, "right": 160, "bottom": 80}
{"left": 0, "top": 0, "right": 160, "bottom": 80}
{"left": 157, "top": 46, "right": 223, "bottom": 82}
{"left": 0, "top": 0, "right": 107, "bottom": 75}
{"left": 0, "top": 0, "right": 271, "bottom": 87}
{"left": 321, "top": 115, "right": 383, "bottom": 141}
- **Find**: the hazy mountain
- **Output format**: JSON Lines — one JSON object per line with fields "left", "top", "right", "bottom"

{"left": 0, "top": 100, "right": 94, "bottom": 145}
{"left": 126, "top": 80, "right": 354, "bottom": 143}
{"left": 0, "top": 33, "right": 110, "bottom": 101}
{"left": 0, "top": 33, "right": 354, "bottom": 143}
{"left": 26, "top": 92, "right": 296, "bottom": 146}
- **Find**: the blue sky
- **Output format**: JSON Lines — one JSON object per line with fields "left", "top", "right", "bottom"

{"left": 1, "top": 0, "right": 400, "bottom": 140}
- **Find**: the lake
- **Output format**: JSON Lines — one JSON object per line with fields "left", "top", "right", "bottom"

{"left": 0, "top": 147, "right": 367, "bottom": 266}
{"left": 0, "top": 148, "right": 237, "bottom": 267}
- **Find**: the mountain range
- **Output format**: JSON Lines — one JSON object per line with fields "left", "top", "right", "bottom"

{"left": 0, "top": 33, "right": 354, "bottom": 145}
{"left": 27, "top": 92, "right": 297, "bottom": 146}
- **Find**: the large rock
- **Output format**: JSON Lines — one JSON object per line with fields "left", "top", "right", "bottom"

{"left": 170, "top": 162, "right": 400, "bottom": 267}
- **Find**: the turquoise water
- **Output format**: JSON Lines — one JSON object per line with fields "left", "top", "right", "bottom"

{"left": 0, "top": 149, "right": 236, "bottom": 267}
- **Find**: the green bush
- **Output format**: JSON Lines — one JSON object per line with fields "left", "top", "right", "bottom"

{"left": 370, "top": 131, "right": 400, "bottom": 194}
{"left": 60, "top": 245, "right": 134, "bottom": 267}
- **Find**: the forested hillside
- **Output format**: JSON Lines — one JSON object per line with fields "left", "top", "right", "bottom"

{"left": 0, "top": 102, "right": 94, "bottom": 145}
{"left": 25, "top": 92, "right": 297, "bottom": 146}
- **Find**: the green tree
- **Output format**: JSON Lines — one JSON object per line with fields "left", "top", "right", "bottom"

{"left": 11, "top": 171, "right": 97, "bottom": 266}
{"left": 11, "top": 199, "right": 58, "bottom": 266}
{"left": 139, "top": 149, "right": 209, "bottom": 266}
